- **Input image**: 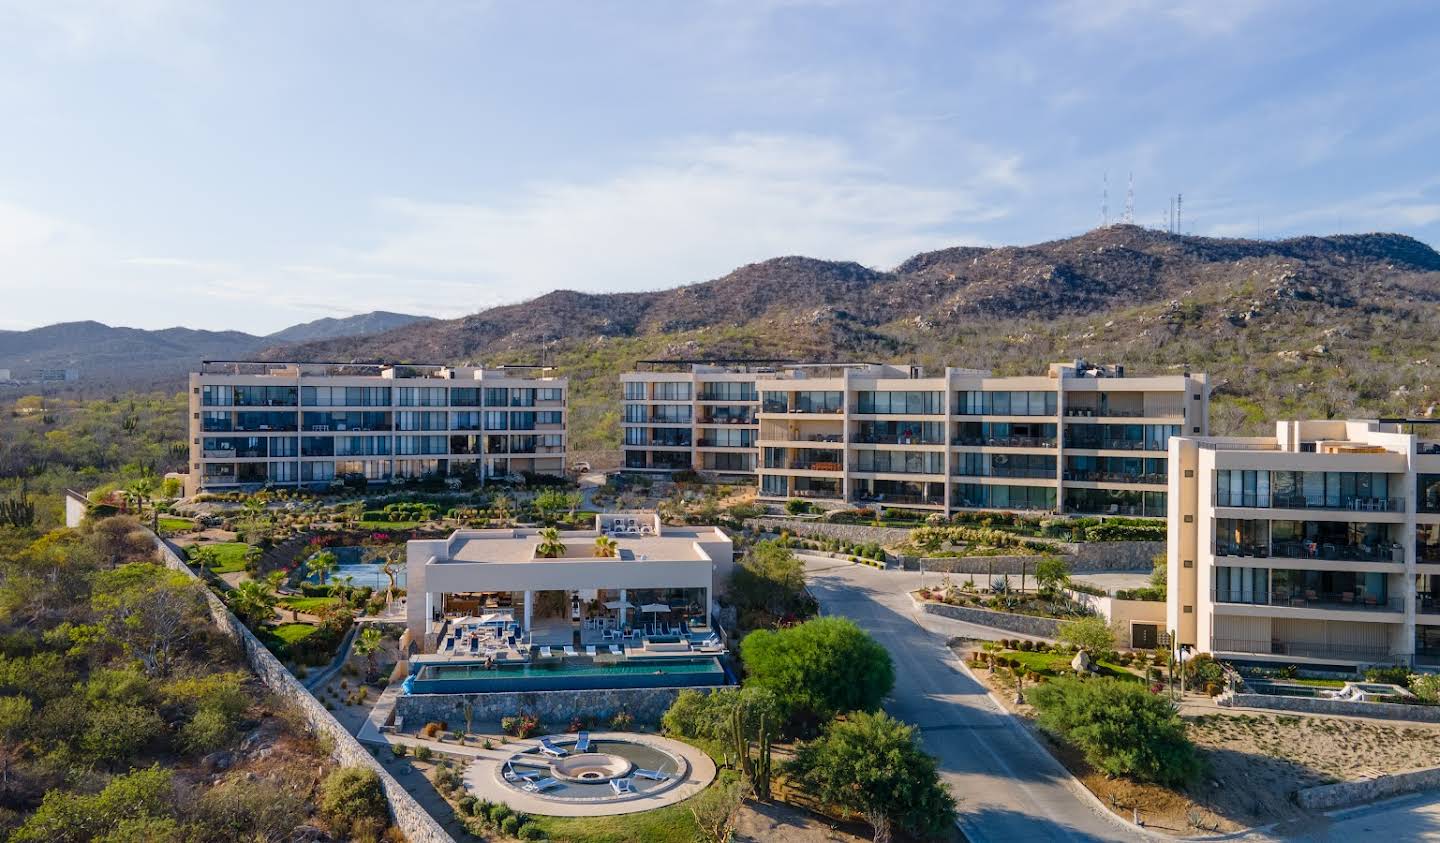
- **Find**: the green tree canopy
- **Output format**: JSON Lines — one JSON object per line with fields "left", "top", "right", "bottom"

{"left": 1028, "top": 677, "right": 1203, "bottom": 786}
{"left": 786, "top": 710, "right": 956, "bottom": 843}
{"left": 739, "top": 616, "right": 893, "bottom": 731}
{"left": 1056, "top": 615, "right": 1115, "bottom": 657}
{"left": 728, "top": 540, "right": 809, "bottom": 622}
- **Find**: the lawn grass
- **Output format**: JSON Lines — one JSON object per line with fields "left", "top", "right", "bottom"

{"left": 530, "top": 797, "right": 700, "bottom": 843}
{"left": 1274, "top": 676, "right": 1348, "bottom": 688}
{"left": 269, "top": 623, "right": 319, "bottom": 645}
{"left": 189, "top": 541, "right": 253, "bottom": 574}
{"left": 355, "top": 520, "right": 424, "bottom": 531}
{"left": 279, "top": 596, "right": 340, "bottom": 614}
{"left": 1002, "top": 648, "right": 1144, "bottom": 683}
{"left": 156, "top": 516, "right": 194, "bottom": 533}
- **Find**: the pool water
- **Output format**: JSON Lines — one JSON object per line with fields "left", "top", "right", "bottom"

{"left": 1247, "top": 680, "right": 1328, "bottom": 698}
{"left": 306, "top": 546, "right": 406, "bottom": 591}
{"left": 407, "top": 656, "right": 725, "bottom": 694}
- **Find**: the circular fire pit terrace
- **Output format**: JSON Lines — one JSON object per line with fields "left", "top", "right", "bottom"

{"left": 551, "top": 752, "right": 634, "bottom": 783}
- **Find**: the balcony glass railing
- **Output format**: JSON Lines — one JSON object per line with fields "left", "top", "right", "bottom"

{"left": 1211, "top": 638, "right": 1393, "bottom": 660}
{"left": 1420, "top": 544, "right": 1440, "bottom": 563}
{"left": 789, "top": 460, "right": 844, "bottom": 472}
{"left": 952, "top": 435, "right": 1056, "bottom": 448}
{"left": 852, "top": 434, "right": 946, "bottom": 445}
{"left": 1218, "top": 491, "right": 1407, "bottom": 512}
{"left": 1064, "top": 470, "right": 1167, "bottom": 484}
{"left": 1215, "top": 541, "right": 1404, "bottom": 563}
{"left": 852, "top": 493, "right": 942, "bottom": 506}
{"left": 953, "top": 466, "right": 1054, "bottom": 479}
{"left": 1213, "top": 589, "right": 1403, "bottom": 612}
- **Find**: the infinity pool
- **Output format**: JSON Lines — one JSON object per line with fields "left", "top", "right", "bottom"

{"left": 405, "top": 656, "right": 725, "bottom": 694}
{"left": 305, "top": 546, "right": 405, "bottom": 590}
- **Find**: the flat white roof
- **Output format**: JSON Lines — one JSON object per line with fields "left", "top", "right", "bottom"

{"left": 432, "top": 526, "right": 724, "bottom": 564}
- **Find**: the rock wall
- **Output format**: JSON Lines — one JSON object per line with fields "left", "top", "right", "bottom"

{"left": 1219, "top": 691, "right": 1440, "bottom": 724}
{"left": 749, "top": 518, "right": 914, "bottom": 546}
{"left": 1296, "top": 765, "right": 1440, "bottom": 810}
{"left": 395, "top": 686, "right": 732, "bottom": 729}
{"left": 148, "top": 533, "right": 455, "bottom": 843}
{"left": 915, "top": 597, "right": 1061, "bottom": 638}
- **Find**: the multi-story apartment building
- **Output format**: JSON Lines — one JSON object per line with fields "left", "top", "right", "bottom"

{"left": 187, "top": 362, "right": 566, "bottom": 494}
{"left": 620, "top": 360, "right": 780, "bottom": 481}
{"left": 623, "top": 360, "right": 1209, "bottom": 516}
{"left": 1168, "top": 418, "right": 1440, "bottom": 668}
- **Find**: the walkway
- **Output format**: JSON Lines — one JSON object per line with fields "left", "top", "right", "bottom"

{"left": 801, "top": 554, "right": 1148, "bottom": 842}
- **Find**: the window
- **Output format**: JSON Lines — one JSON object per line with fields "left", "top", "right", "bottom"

{"left": 537, "top": 410, "right": 563, "bottom": 425}
{"left": 955, "top": 391, "right": 1056, "bottom": 416}
{"left": 484, "top": 388, "right": 509, "bottom": 407}
{"left": 302, "top": 386, "right": 336, "bottom": 406}
{"left": 624, "top": 404, "right": 647, "bottom": 423}
{"left": 854, "top": 391, "right": 943, "bottom": 414}
{"left": 852, "top": 450, "right": 944, "bottom": 474}
{"left": 653, "top": 382, "right": 692, "bottom": 401}
{"left": 483, "top": 411, "right": 508, "bottom": 430}
{"left": 623, "top": 382, "right": 647, "bottom": 400}
{"left": 343, "top": 387, "right": 390, "bottom": 406}
{"left": 450, "top": 387, "right": 480, "bottom": 407}
{"left": 510, "top": 412, "right": 537, "bottom": 430}
{"left": 794, "top": 391, "right": 843, "bottom": 413}
{"left": 701, "top": 382, "right": 757, "bottom": 401}
{"left": 651, "top": 428, "right": 692, "bottom": 447}
{"left": 702, "top": 428, "right": 754, "bottom": 448}
{"left": 302, "top": 461, "right": 335, "bottom": 482}
{"left": 538, "top": 388, "right": 564, "bottom": 402}
{"left": 234, "top": 385, "right": 298, "bottom": 407}
{"left": 451, "top": 411, "right": 483, "bottom": 431}
{"left": 762, "top": 391, "right": 789, "bottom": 412}
{"left": 651, "top": 404, "right": 692, "bottom": 423}
{"left": 398, "top": 386, "right": 447, "bottom": 407}
{"left": 625, "top": 428, "right": 647, "bottom": 446}
{"left": 202, "top": 384, "right": 233, "bottom": 406}
{"left": 395, "top": 411, "right": 446, "bottom": 431}
{"left": 510, "top": 389, "right": 536, "bottom": 407}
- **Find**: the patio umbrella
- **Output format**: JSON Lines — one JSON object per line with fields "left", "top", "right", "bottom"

{"left": 603, "top": 599, "right": 633, "bottom": 610}
{"left": 640, "top": 603, "right": 670, "bottom": 615}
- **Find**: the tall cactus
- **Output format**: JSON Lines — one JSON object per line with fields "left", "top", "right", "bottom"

{"left": 754, "top": 711, "right": 772, "bottom": 801}
{"left": 0, "top": 483, "right": 34, "bottom": 529}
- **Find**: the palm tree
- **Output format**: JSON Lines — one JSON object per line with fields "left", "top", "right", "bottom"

{"left": 593, "top": 535, "right": 619, "bottom": 558}
{"left": 536, "top": 527, "right": 567, "bottom": 558}
{"left": 492, "top": 494, "right": 513, "bottom": 527}
{"left": 305, "top": 550, "right": 339, "bottom": 585}
{"left": 264, "top": 569, "right": 288, "bottom": 593}
{"left": 353, "top": 626, "right": 384, "bottom": 682}
{"left": 228, "top": 580, "right": 278, "bottom": 626}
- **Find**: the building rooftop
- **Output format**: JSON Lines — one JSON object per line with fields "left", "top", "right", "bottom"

{"left": 426, "top": 516, "right": 727, "bottom": 565}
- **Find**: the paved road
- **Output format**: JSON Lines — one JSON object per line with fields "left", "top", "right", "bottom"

{"left": 802, "top": 555, "right": 1148, "bottom": 842}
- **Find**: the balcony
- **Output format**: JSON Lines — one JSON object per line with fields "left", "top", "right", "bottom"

{"left": 952, "top": 435, "right": 1056, "bottom": 448}
{"left": 699, "top": 415, "right": 755, "bottom": 425}
{"left": 696, "top": 438, "right": 752, "bottom": 448}
{"left": 1420, "top": 544, "right": 1440, "bottom": 564}
{"left": 765, "top": 433, "right": 845, "bottom": 444}
{"left": 1213, "top": 589, "right": 1404, "bottom": 613}
{"left": 1211, "top": 637, "right": 1394, "bottom": 661}
{"left": 852, "top": 434, "right": 946, "bottom": 446}
{"left": 793, "top": 489, "right": 843, "bottom": 500}
{"left": 1063, "top": 408, "right": 1147, "bottom": 418}
{"left": 853, "top": 493, "right": 943, "bottom": 507}
{"left": 788, "top": 460, "right": 843, "bottom": 472}
{"left": 1064, "top": 470, "right": 1166, "bottom": 485}
{"left": 954, "top": 466, "right": 1054, "bottom": 479}
{"left": 1217, "top": 492, "right": 1406, "bottom": 512}
{"left": 1215, "top": 541, "right": 1404, "bottom": 563}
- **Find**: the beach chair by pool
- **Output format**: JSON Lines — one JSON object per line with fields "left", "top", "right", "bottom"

{"left": 610, "top": 777, "right": 635, "bottom": 795}
{"left": 540, "top": 645, "right": 552, "bottom": 658}
{"left": 634, "top": 768, "right": 669, "bottom": 781}
{"left": 574, "top": 731, "right": 591, "bottom": 752}
{"left": 503, "top": 762, "right": 541, "bottom": 783}
{"left": 539, "top": 737, "right": 567, "bottom": 758}
{"left": 609, "top": 645, "right": 623, "bottom": 656}
{"left": 564, "top": 644, "right": 578, "bottom": 657}
{"left": 585, "top": 645, "right": 597, "bottom": 657}
{"left": 524, "top": 777, "right": 561, "bottom": 793}
{"left": 469, "top": 637, "right": 479, "bottom": 654}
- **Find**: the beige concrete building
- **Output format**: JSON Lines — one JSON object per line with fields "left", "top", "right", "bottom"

{"left": 623, "top": 359, "right": 1209, "bottom": 516}
{"left": 1168, "top": 419, "right": 1440, "bottom": 667}
{"left": 405, "top": 513, "right": 733, "bottom": 651}
{"left": 187, "top": 362, "right": 566, "bottom": 494}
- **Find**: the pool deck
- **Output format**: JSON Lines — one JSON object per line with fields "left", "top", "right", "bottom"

{"left": 461, "top": 732, "right": 716, "bottom": 817}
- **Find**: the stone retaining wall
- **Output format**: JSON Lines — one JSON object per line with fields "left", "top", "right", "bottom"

{"left": 1296, "top": 765, "right": 1440, "bottom": 810}
{"left": 1219, "top": 691, "right": 1440, "bottom": 723}
{"left": 395, "top": 686, "right": 731, "bottom": 729}
{"left": 149, "top": 533, "right": 455, "bottom": 843}
{"left": 915, "top": 596, "right": 1061, "bottom": 638}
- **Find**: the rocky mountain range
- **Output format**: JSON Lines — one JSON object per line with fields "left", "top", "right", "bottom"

{"left": 8, "top": 226, "right": 1440, "bottom": 453}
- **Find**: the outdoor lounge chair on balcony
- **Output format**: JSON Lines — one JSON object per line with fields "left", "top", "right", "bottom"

{"left": 585, "top": 645, "right": 597, "bottom": 657}
{"left": 609, "top": 645, "right": 623, "bottom": 655}
{"left": 503, "top": 762, "right": 541, "bottom": 783}
{"left": 634, "top": 768, "right": 669, "bottom": 781}
{"left": 564, "top": 644, "right": 578, "bottom": 657}
{"left": 539, "top": 738, "right": 567, "bottom": 758}
{"left": 539, "top": 646, "right": 552, "bottom": 658}
{"left": 610, "top": 777, "right": 635, "bottom": 795}
{"left": 575, "top": 731, "right": 591, "bottom": 752}
{"left": 524, "top": 777, "right": 561, "bottom": 793}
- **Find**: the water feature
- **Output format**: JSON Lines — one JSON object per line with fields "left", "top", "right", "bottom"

{"left": 405, "top": 656, "right": 725, "bottom": 694}
{"left": 306, "top": 546, "right": 406, "bottom": 591}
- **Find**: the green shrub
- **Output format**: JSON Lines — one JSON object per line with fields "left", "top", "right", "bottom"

{"left": 1365, "top": 665, "right": 1411, "bottom": 686}
{"left": 740, "top": 616, "right": 894, "bottom": 732}
{"left": 457, "top": 795, "right": 477, "bottom": 816}
{"left": 414, "top": 744, "right": 432, "bottom": 761}
{"left": 500, "top": 815, "right": 521, "bottom": 836}
{"left": 1028, "top": 678, "right": 1202, "bottom": 786}
{"left": 488, "top": 802, "right": 513, "bottom": 824}
{"left": 518, "top": 824, "right": 546, "bottom": 840}
{"left": 319, "top": 767, "right": 388, "bottom": 836}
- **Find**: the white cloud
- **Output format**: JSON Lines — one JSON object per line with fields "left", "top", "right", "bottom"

{"left": 356, "top": 133, "right": 1008, "bottom": 300}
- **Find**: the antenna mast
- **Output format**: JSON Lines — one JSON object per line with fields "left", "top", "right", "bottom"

{"left": 1176, "top": 193, "right": 1183, "bottom": 234}
{"left": 1123, "top": 172, "right": 1134, "bottom": 224}
{"left": 1102, "top": 172, "right": 1109, "bottom": 227}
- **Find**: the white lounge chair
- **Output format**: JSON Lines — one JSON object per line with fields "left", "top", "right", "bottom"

{"left": 503, "top": 761, "right": 541, "bottom": 783}
{"left": 524, "top": 777, "right": 560, "bottom": 792}
{"left": 564, "top": 644, "right": 578, "bottom": 657}
{"left": 634, "top": 768, "right": 669, "bottom": 781}
{"left": 610, "top": 777, "right": 635, "bottom": 794}
{"left": 609, "top": 645, "right": 623, "bottom": 656}
{"left": 574, "top": 731, "right": 591, "bottom": 752}
{"left": 540, "top": 645, "right": 553, "bottom": 658}
{"left": 585, "top": 645, "right": 597, "bottom": 657}
{"left": 539, "top": 737, "right": 567, "bottom": 758}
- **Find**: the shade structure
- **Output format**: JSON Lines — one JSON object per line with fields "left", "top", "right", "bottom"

{"left": 640, "top": 603, "right": 671, "bottom": 614}
{"left": 478, "top": 611, "right": 513, "bottom": 626}
{"left": 604, "top": 599, "right": 633, "bottom": 610}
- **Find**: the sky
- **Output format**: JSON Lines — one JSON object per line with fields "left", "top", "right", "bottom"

{"left": 3, "top": 0, "right": 1440, "bottom": 334}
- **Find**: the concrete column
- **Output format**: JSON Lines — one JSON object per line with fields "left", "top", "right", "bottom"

{"left": 619, "top": 589, "right": 628, "bottom": 629}
{"left": 523, "top": 590, "right": 533, "bottom": 631}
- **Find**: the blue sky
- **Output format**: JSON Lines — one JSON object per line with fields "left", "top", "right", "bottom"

{"left": 3, "top": 0, "right": 1439, "bottom": 333}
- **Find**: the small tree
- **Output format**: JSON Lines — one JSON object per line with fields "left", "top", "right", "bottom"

{"left": 1035, "top": 556, "right": 1069, "bottom": 595}
{"left": 319, "top": 767, "right": 388, "bottom": 838}
{"left": 739, "top": 616, "right": 893, "bottom": 732}
{"left": 492, "top": 494, "right": 513, "bottom": 527}
{"left": 353, "top": 626, "right": 384, "bottom": 682}
{"left": 786, "top": 711, "right": 956, "bottom": 843}
{"left": 1028, "top": 677, "right": 1202, "bottom": 786}
{"left": 1057, "top": 615, "right": 1115, "bottom": 658}
{"left": 1149, "top": 556, "right": 1168, "bottom": 598}
{"left": 227, "top": 580, "right": 278, "bottom": 626}
{"left": 380, "top": 548, "right": 404, "bottom": 607}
